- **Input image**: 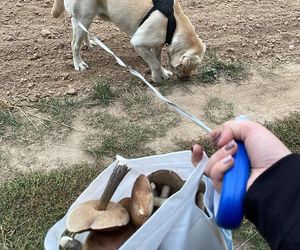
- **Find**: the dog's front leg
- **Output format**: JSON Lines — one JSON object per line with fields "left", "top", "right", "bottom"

{"left": 152, "top": 47, "right": 173, "bottom": 80}
{"left": 134, "top": 46, "right": 163, "bottom": 83}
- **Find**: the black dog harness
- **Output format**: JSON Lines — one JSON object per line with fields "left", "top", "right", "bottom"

{"left": 139, "top": 0, "right": 177, "bottom": 45}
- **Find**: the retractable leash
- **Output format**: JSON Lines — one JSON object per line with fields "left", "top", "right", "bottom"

{"left": 76, "top": 20, "right": 250, "bottom": 229}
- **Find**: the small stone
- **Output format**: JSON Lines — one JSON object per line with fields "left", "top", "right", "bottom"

{"left": 7, "top": 36, "right": 14, "bottom": 41}
{"left": 67, "top": 88, "right": 77, "bottom": 95}
{"left": 41, "top": 29, "right": 51, "bottom": 37}
{"left": 242, "top": 43, "right": 246, "bottom": 47}
{"left": 20, "top": 78, "right": 27, "bottom": 83}
{"left": 256, "top": 51, "right": 261, "bottom": 57}
{"left": 62, "top": 74, "right": 70, "bottom": 80}
{"left": 289, "top": 44, "right": 295, "bottom": 50}
{"left": 254, "top": 40, "right": 258, "bottom": 45}
{"left": 255, "top": 23, "right": 262, "bottom": 28}
{"left": 30, "top": 53, "right": 40, "bottom": 60}
{"left": 28, "top": 82, "right": 35, "bottom": 88}
{"left": 226, "top": 48, "right": 235, "bottom": 52}
{"left": 29, "top": 96, "right": 38, "bottom": 102}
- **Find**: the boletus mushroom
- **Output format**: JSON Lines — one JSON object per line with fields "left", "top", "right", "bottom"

{"left": 60, "top": 236, "right": 82, "bottom": 250}
{"left": 83, "top": 223, "right": 137, "bottom": 250}
{"left": 130, "top": 174, "right": 154, "bottom": 227}
{"left": 147, "top": 170, "right": 184, "bottom": 197}
{"left": 196, "top": 180, "right": 206, "bottom": 211}
{"left": 66, "top": 163, "right": 130, "bottom": 233}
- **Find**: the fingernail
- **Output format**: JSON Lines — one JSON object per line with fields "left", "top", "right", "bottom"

{"left": 225, "top": 140, "right": 235, "bottom": 151}
{"left": 211, "top": 131, "right": 221, "bottom": 145}
{"left": 223, "top": 155, "right": 232, "bottom": 164}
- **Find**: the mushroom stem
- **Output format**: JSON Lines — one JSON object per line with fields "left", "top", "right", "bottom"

{"left": 153, "top": 197, "right": 167, "bottom": 207}
{"left": 160, "top": 185, "right": 171, "bottom": 198}
{"left": 96, "top": 163, "right": 130, "bottom": 211}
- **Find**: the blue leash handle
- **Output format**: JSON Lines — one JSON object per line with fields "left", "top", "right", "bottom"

{"left": 216, "top": 141, "right": 250, "bottom": 229}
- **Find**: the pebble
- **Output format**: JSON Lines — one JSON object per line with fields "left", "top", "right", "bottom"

{"left": 20, "top": 78, "right": 27, "bottom": 83}
{"left": 41, "top": 29, "right": 51, "bottom": 37}
{"left": 30, "top": 53, "right": 40, "bottom": 60}
{"left": 7, "top": 36, "right": 14, "bottom": 41}
{"left": 28, "top": 82, "right": 35, "bottom": 88}
{"left": 289, "top": 44, "right": 295, "bottom": 50}
{"left": 67, "top": 88, "right": 77, "bottom": 95}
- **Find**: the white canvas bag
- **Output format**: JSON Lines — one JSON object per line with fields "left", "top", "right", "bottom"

{"left": 44, "top": 151, "right": 233, "bottom": 250}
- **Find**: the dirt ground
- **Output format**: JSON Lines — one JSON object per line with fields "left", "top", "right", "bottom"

{"left": 1, "top": 0, "right": 300, "bottom": 170}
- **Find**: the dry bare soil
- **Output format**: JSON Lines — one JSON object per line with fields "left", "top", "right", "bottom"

{"left": 1, "top": 0, "right": 300, "bottom": 169}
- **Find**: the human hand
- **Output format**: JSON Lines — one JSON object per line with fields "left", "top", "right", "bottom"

{"left": 192, "top": 120, "right": 291, "bottom": 192}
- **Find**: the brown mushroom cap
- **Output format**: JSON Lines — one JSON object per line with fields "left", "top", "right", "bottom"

{"left": 118, "top": 197, "right": 131, "bottom": 213}
{"left": 147, "top": 170, "right": 184, "bottom": 195}
{"left": 66, "top": 201, "right": 130, "bottom": 233}
{"left": 83, "top": 223, "right": 136, "bottom": 250}
{"left": 130, "top": 174, "right": 153, "bottom": 227}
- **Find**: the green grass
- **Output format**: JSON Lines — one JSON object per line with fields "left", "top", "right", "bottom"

{"left": 265, "top": 112, "right": 300, "bottom": 153}
{"left": 204, "top": 97, "right": 234, "bottom": 125}
{"left": 0, "top": 109, "right": 23, "bottom": 141}
{"left": 91, "top": 80, "right": 116, "bottom": 106}
{"left": 0, "top": 163, "right": 102, "bottom": 250}
{"left": 197, "top": 51, "right": 246, "bottom": 84}
{"left": 37, "top": 97, "right": 80, "bottom": 127}
{"left": 85, "top": 110, "right": 178, "bottom": 159}
{"left": 233, "top": 219, "right": 269, "bottom": 249}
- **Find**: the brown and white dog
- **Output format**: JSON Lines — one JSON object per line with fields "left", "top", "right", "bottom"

{"left": 51, "top": 0, "right": 206, "bottom": 83}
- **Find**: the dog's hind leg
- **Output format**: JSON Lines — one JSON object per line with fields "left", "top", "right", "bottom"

{"left": 71, "top": 17, "right": 94, "bottom": 71}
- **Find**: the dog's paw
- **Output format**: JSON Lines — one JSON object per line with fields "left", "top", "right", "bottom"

{"left": 90, "top": 40, "right": 98, "bottom": 47}
{"left": 161, "top": 68, "right": 173, "bottom": 79}
{"left": 74, "top": 61, "right": 89, "bottom": 71}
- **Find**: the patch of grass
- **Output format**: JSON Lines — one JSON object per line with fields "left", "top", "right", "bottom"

{"left": 204, "top": 97, "right": 234, "bottom": 125}
{"left": 0, "top": 110, "right": 22, "bottom": 139}
{"left": 0, "top": 163, "right": 103, "bottom": 250}
{"left": 0, "top": 109, "right": 26, "bottom": 143}
{"left": 233, "top": 219, "right": 269, "bottom": 249}
{"left": 92, "top": 80, "right": 116, "bottom": 106}
{"left": 197, "top": 51, "right": 246, "bottom": 84}
{"left": 265, "top": 112, "right": 300, "bottom": 153}
{"left": 121, "top": 89, "right": 154, "bottom": 119}
{"left": 37, "top": 97, "right": 80, "bottom": 126}
{"left": 85, "top": 111, "right": 178, "bottom": 159}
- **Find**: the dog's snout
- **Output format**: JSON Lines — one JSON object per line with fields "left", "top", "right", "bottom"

{"left": 179, "top": 75, "right": 190, "bottom": 81}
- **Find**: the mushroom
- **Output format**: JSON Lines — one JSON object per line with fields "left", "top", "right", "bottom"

{"left": 129, "top": 174, "right": 176, "bottom": 227}
{"left": 195, "top": 180, "right": 206, "bottom": 211}
{"left": 66, "top": 163, "right": 130, "bottom": 233}
{"left": 60, "top": 236, "right": 82, "bottom": 250}
{"left": 83, "top": 223, "right": 136, "bottom": 250}
{"left": 147, "top": 170, "right": 184, "bottom": 197}
{"left": 130, "top": 174, "right": 154, "bottom": 227}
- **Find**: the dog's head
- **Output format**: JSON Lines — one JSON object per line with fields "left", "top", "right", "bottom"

{"left": 168, "top": 40, "right": 206, "bottom": 80}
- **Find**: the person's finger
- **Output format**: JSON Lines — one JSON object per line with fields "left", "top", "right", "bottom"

{"left": 205, "top": 140, "right": 237, "bottom": 176}
{"left": 210, "top": 155, "right": 234, "bottom": 192}
{"left": 191, "top": 144, "right": 204, "bottom": 166}
{"left": 211, "top": 120, "right": 260, "bottom": 148}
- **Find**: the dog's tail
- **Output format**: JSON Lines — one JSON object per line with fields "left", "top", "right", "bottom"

{"left": 51, "top": 0, "right": 65, "bottom": 18}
